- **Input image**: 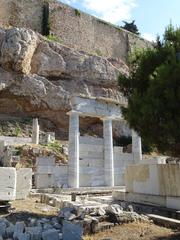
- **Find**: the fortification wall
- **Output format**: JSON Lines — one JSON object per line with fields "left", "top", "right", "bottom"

{"left": 0, "top": 0, "right": 44, "bottom": 33}
{"left": 49, "top": 1, "right": 151, "bottom": 62}
{"left": 0, "top": 0, "right": 151, "bottom": 62}
{"left": 0, "top": 0, "right": 11, "bottom": 28}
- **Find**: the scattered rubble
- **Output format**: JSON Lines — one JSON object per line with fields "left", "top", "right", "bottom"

{"left": 0, "top": 202, "right": 150, "bottom": 240}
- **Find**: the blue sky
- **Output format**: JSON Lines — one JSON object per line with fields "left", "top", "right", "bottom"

{"left": 60, "top": 0, "right": 180, "bottom": 41}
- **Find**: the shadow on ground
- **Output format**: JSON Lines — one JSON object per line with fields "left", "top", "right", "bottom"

{"left": 155, "top": 231, "right": 180, "bottom": 240}
{"left": 5, "top": 211, "right": 56, "bottom": 224}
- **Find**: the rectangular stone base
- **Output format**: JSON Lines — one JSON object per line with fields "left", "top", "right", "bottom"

{"left": 16, "top": 168, "right": 32, "bottom": 200}
{"left": 113, "top": 190, "right": 180, "bottom": 210}
{"left": 0, "top": 167, "right": 16, "bottom": 201}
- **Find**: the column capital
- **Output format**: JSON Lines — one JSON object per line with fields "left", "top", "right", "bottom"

{"left": 101, "top": 116, "right": 114, "bottom": 121}
{"left": 67, "top": 110, "right": 80, "bottom": 116}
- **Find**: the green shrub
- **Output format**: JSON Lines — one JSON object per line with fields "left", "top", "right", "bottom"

{"left": 75, "top": 9, "right": 81, "bottom": 17}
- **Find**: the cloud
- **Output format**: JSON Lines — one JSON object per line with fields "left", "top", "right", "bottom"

{"left": 142, "top": 33, "right": 156, "bottom": 42}
{"left": 61, "top": 0, "right": 77, "bottom": 4}
{"left": 61, "top": 0, "right": 137, "bottom": 24}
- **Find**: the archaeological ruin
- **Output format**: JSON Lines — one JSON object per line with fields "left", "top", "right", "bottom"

{"left": 0, "top": 0, "right": 179, "bottom": 239}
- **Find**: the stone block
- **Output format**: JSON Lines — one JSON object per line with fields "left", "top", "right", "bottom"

{"left": 6, "top": 223, "right": 14, "bottom": 238}
{"left": 16, "top": 168, "right": 32, "bottom": 200}
{"left": 42, "top": 229, "right": 59, "bottom": 240}
{"left": 166, "top": 197, "right": 180, "bottom": 210}
{"left": 25, "top": 226, "right": 42, "bottom": 240}
{"left": 113, "top": 153, "right": 133, "bottom": 166}
{"left": 36, "top": 166, "right": 54, "bottom": 174}
{"left": 113, "top": 146, "right": 123, "bottom": 153}
{"left": 35, "top": 174, "right": 55, "bottom": 189}
{"left": 79, "top": 144, "right": 103, "bottom": 152}
{"left": 36, "top": 157, "right": 55, "bottom": 166}
{"left": 79, "top": 136, "right": 103, "bottom": 145}
{"left": 125, "top": 164, "right": 180, "bottom": 197}
{"left": 0, "top": 140, "right": 5, "bottom": 154}
{"left": 79, "top": 151, "right": 104, "bottom": 159}
{"left": 0, "top": 136, "right": 31, "bottom": 145}
{"left": 71, "top": 96, "right": 122, "bottom": 119}
{"left": 141, "top": 156, "right": 167, "bottom": 164}
{"left": 13, "top": 222, "right": 26, "bottom": 240}
{"left": 18, "top": 233, "right": 31, "bottom": 240}
{"left": 148, "top": 214, "right": 180, "bottom": 230}
{"left": 112, "top": 190, "right": 167, "bottom": 207}
{"left": 114, "top": 173, "right": 125, "bottom": 186}
{"left": 0, "top": 167, "right": 16, "bottom": 201}
{"left": 79, "top": 158, "right": 104, "bottom": 168}
{"left": 63, "top": 220, "right": 83, "bottom": 240}
{"left": 0, "top": 222, "right": 6, "bottom": 238}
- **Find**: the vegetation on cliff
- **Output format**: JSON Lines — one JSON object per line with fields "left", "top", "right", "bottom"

{"left": 118, "top": 25, "right": 180, "bottom": 157}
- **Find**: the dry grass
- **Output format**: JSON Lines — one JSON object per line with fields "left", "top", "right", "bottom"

{"left": 3, "top": 198, "right": 180, "bottom": 240}
{"left": 84, "top": 222, "right": 179, "bottom": 240}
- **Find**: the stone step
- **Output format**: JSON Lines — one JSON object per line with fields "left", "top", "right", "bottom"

{"left": 96, "top": 222, "right": 114, "bottom": 233}
{"left": 148, "top": 214, "right": 180, "bottom": 230}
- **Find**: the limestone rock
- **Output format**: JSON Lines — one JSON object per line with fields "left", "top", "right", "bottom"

{"left": 0, "top": 28, "right": 38, "bottom": 74}
{"left": 31, "top": 42, "right": 66, "bottom": 77}
{"left": 0, "top": 27, "right": 129, "bottom": 138}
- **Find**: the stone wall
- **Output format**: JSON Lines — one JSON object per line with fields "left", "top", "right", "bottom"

{"left": 0, "top": 0, "right": 11, "bottom": 28}
{"left": 113, "top": 147, "right": 134, "bottom": 185}
{"left": 79, "top": 137, "right": 134, "bottom": 187}
{"left": 79, "top": 136, "right": 104, "bottom": 187}
{"left": 0, "top": 0, "right": 44, "bottom": 33}
{"left": 35, "top": 156, "right": 68, "bottom": 188}
{"left": 35, "top": 137, "right": 134, "bottom": 188}
{"left": 49, "top": 1, "right": 151, "bottom": 62}
{"left": 125, "top": 164, "right": 180, "bottom": 196}
{"left": 0, "top": 136, "right": 32, "bottom": 145}
{"left": 0, "top": 0, "right": 151, "bottom": 62}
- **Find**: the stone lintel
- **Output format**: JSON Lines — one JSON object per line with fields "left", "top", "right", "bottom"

{"left": 69, "top": 96, "right": 123, "bottom": 120}
{"left": 67, "top": 111, "right": 122, "bottom": 121}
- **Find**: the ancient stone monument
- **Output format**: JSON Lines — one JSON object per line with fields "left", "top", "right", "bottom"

{"left": 35, "top": 96, "right": 142, "bottom": 189}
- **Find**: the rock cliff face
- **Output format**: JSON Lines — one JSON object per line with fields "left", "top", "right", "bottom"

{"left": 0, "top": 28, "right": 129, "bottom": 138}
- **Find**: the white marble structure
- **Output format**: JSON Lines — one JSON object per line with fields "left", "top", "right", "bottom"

{"left": 0, "top": 167, "right": 16, "bottom": 201}
{"left": 16, "top": 168, "right": 32, "bottom": 200}
{"left": 0, "top": 167, "right": 32, "bottom": 200}
{"left": 67, "top": 96, "right": 142, "bottom": 188}
{"left": 132, "top": 130, "right": 142, "bottom": 163}
{"left": 32, "top": 118, "right": 40, "bottom": 144}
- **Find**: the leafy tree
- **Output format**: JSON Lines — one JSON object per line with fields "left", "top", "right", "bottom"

{"left": 118, "top": 25, "right": 180, "bottom": 157}
{"left": 121, "top": 20, "right": 140, "bottom": 35}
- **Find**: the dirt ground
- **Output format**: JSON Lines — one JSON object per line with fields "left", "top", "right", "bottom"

{"left": 84, "top": 223, "right": 180, "bottom": 240}
{"left": 1, "top": 197, "right": 180, "bottom": 240}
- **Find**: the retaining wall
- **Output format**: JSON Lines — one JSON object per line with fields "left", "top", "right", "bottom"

{"left": 0, "top": 0, "right": 151, "bottom": 62}
{"left": 126, "top": 164, "right": 180, "bottom": 196}
{"left": 35, "top": 136, "right": 134, "bottom": 188}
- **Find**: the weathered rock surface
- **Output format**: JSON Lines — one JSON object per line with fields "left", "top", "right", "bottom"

{"left": 0, "top": 27, "right": 129, "bottom": 138}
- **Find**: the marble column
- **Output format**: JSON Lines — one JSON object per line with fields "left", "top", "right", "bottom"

{"left": 68, "top": 111, "right": 80, "bottom": 188}
{"left": 132, "top": 130, "right": 142, "bottom": 163}
{"left": 103, "top": 117, "right": 114, "bottom": 187}
{"left": 32, "top": 118, "right": 39, "bottom": 144}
